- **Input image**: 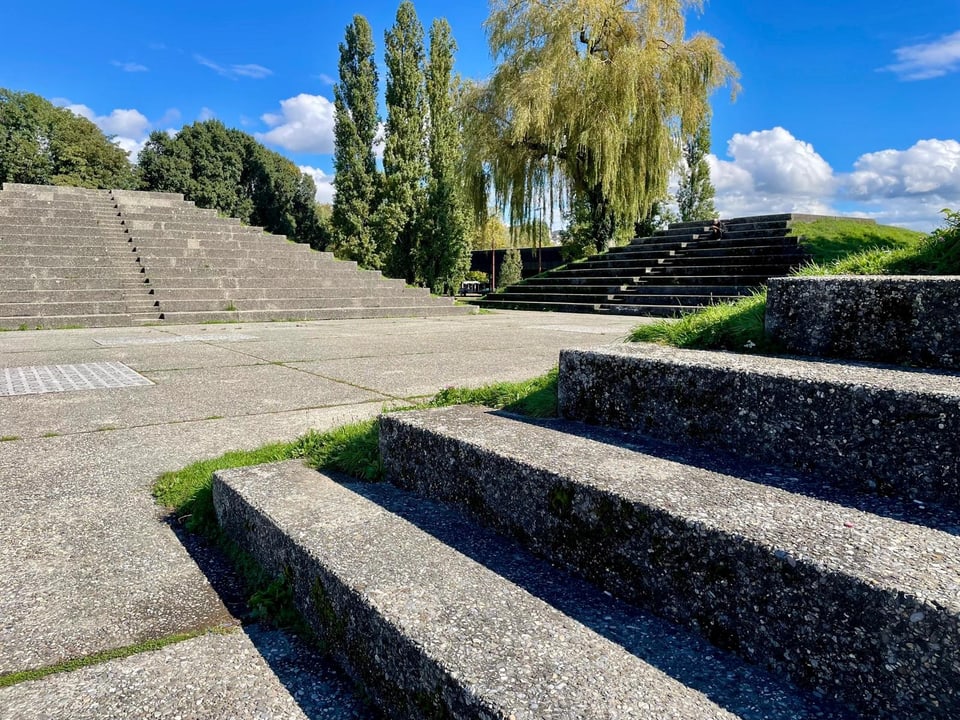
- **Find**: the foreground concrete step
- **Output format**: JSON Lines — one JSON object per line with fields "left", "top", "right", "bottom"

{"left": 767, "top": 276, "right": 960, "bottom": 370}
{"left": 380, "top": 405, "right": 960, "bottom": 718}
{"left": 215, "top": 461, "right": 850, "bottom": 720}
{"left": 145, "top": 275, "right": 397, "bottom": 291}
{"left": 0, "top": 299, "right": 128, "bottom": 317}
{"left": 154, "top": 295, "right": 438, "bottom": 313}
{"left": 559, "top": 344, "right": 960, "bottom": 509}
{"left": 135, "top": 253, "right": 338, "bottom": 270}
{"left": 151, "top": 285, "right": 427, "bottom": 302}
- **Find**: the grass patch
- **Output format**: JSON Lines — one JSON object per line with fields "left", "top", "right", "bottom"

{"left": 794, "top": 218, "right": 924, "bottom": 264}
{"left": 629, "top": 291, "right": 772, "bottom": 352}
{"left": 152, "top": 369, "right": 559, "bottom": 635}
{"left": 0, "top": 629, "right": 213, "bottom": 688}
{"left": 0, "top": 435, "right": 20, "bottom": 442}
{"left": 41, "top": 432, "right": 61, "bottom": 438}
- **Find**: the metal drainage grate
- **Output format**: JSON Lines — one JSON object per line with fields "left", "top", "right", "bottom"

{"left": 0, "top": 362, "right": 153, "bottom": 397}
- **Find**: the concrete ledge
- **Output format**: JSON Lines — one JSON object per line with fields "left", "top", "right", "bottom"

{"left": 214, "top": 461, "right": 847, "bottom": 720}
{"left": 559, "top": 344, "right": 960, "bottom": 509}
{"left": 766, "top": 276, "right": 960, "bottom": 369}
{"left": 380, "top": 405, "right": 960, "bottom": 718}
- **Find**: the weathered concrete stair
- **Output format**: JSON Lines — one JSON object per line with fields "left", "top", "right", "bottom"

{"left": 215, "top": 461, "right": 852, "bottom": 719}
{"left": 0, "top": 183, "right": 468, "bottom": 328}
{"left": 477, "top": 214, "right": 817, "bottom": 317}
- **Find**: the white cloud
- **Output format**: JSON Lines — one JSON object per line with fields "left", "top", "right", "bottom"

{"left": 706, "top": 127, "right": 960, "bottom": 231}
{"left": 884, "top": 30, "right": 960, "bottom": 81}
{"left": 258, "top": 93, "right": 336, "bottom": 154}
{"left": 194, "top": 54, "right": 272, "bottom": 80}
{"left": 299, "top": 165, "right": 335, "bottom": 204}
{"left": 112, "top": 60, "right": 149, "bottom": 73}
{"left": 61, "top": 102, "right": 173, "bottom": 161}
{"left": 197, "top": 107, "right": 216, "bottom": 122}
{"left": 317, "top": 73, "right": 336, "bottom": 85}
{"left": 709, "top": 127, "right": 838, "bottom": 218}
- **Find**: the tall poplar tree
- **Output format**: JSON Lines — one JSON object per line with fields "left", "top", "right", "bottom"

{"left": 331, "top": 15, "right": 381, "bottom": 268}
{"left": 462, "top": 0, "right": 737, "bottom": 251}
{"left": 419, "top": 18, "right": 471, "bottom": 294}
{"left": 677, "top": 120, "right": 717, "bottom": 221}
{"left": 375, "top": 0, "right": 428, "bottom": 282}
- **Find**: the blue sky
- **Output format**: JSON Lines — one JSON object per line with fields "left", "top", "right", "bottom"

{"left": 2, "top": 1, "right": 959, "bottom": 230}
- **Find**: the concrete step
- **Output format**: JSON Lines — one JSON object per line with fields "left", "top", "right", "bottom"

{"left": 159, "top": 304, "right": 469, "bottom": 324}
{"left": 0, "top": 255, "right": 117, "bottom": 268}
{"left": 380, "top": 405, "right": 960, "bottom": 718}
{"left": 0, "top": 278, "right": 126, "bottom": 292}
{"left": 152, "top": 286, "right": 430, "bottom": 302}
{"left": 215, "top": 461, "right": 849, "bottom": 720}
{"left": 0, "top": 312, "right": 134, "bottom": 329}
{"left": 128, "top": 236, "right": 314, "bottom": 252}
{"left": 649, "top": 223, "right": 792, "bottom": 240}
{"left": 134, "top": 251, "right": 335, "bottom": 268}
{"left": 154, "top": 295, "right": 439, "bottom": 313}
{"left": 144, "top": 275, "right": 398, "bottom": 291}
{"left": 613, "top": 236, "right": 800, "bottom": 256}
{"left": 122, "top": 218, "right": 244, "bottom": 231}
{"left": 0, "top": 299, "right": 129, "bottom": 317}
{"left": 475, "top": 298, "right": 601, "bottom": 314}
{"left": 558, "top": 343, "right": 960, "bottom": 510}
{"left": 574, "top": 252, "right": 805, "bottom": 272}
{"left": 0, "top": 266, "right": 140, "bottom": 279}
{"left": 0, "top": 243, "right": 123, "bottom": 257}
{"left": 0, "top": 225, "right": 127, "bottom": 238}
{"left": 111, "top": 189, "right": 186, "bottom": 201}
{"left": 0, "top": 289, "right": 123, "bottom": 304}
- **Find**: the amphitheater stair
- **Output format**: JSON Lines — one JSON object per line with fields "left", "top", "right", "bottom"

{"left": 477, "top": 214, "right": 816, "bottom": 316}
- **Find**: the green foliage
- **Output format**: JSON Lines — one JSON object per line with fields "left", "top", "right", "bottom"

{"left": 419, "top": 18, "right": 472, "bottom": 295}
{"left": 462, "top": 0, "right": 737, "bottom": 251}
{"left": 376, "top": 1, "right": 429, "bottom": 282}
{"left": 629, "top": 291, "right": 771, "bottom": 352}
{"left": 296, "top": 419, "right": 383, "bottom": 481}
{"left": 331, "top": 15, "right": 382, "bottom": 269}
{"left": 428, "top": 367, "right": 559, "bottom": 418}
{"left": 0, "top": 88, "right": 135, "bottom": 189}
{"left": 137, "top": 121, "right": 323, "bottom": 245}
{"left": 497, "top": 247, "right": 523, "bottom": 289}
{"left": 792, "top": 218, "right": 924, "bottom": 265}
{"left": 676, "top": 120, "right": 717, "bottom": 222}
{"left": 471, "top": 213, "right": 509, "bottom": 250}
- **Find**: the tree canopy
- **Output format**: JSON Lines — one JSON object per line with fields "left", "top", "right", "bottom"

{"left": 331, "top": 15, "right": 382, "bottom": 267}
{"left": 0, "top": 88, "right": 135, "bottom": 189}
{"left": 462, "top": 0, "right": 737, "bottom": 250}
{"left": 677, "top": 119, "right": 717, "bottom": 221}
{"left": 137, "top": 120, "right": 323, "bottom": 246}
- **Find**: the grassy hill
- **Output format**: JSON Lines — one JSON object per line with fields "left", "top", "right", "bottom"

{"left": 630, "top": 214, "right": 958, "bottom": 352}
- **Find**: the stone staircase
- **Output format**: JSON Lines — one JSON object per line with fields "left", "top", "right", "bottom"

{"left": 477, "top": 214, "right": 821, "bottom": 316}
{"left": 0, "top": 183, "right": 467, "bottom": 329}
{"left": 212, "top": 278, "right": 960, "bottom": 718}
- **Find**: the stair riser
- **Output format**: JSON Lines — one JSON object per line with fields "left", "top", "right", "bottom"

{"left": 575, "top": 254, "right": 805, "bottom": 271}
{"left": 0, "top": 301, "right": 128, "bottom": 317}
{"left": 381, "top": 407, "right": 960, "bottom": 718}
{"left": 558, "top": 347, "right": 960, "bottom": 510}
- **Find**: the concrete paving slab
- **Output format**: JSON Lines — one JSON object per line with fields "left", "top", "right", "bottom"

{"left": 0, "top": 626, "right": 374, "bottom": 720}
{"left": 0, "top": 311, "right": 638, "bottom": 715}
{"left": 1, "top": 364, "right": 387, "bottom": 438}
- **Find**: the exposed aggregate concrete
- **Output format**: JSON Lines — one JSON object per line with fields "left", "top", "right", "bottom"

{"left": 558, "top": 343, "right": 960, "bottom": 510}
{"left": 766, "top": 276, "right": 960, "bottom": 369}
{"left": 380, "top": 405, "right": 960, "bottom": 718}
{"left": 215, "top": 461, "right": 854, "bottom": 720}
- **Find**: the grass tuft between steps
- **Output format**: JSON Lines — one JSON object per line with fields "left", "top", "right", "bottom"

{"left": 152, "top": 369, "right": 559, "bottom": 637}
{"left": 631, "top": 213, "right": 960, "bottom": 352}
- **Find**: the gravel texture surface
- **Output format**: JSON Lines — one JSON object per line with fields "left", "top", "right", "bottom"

{"left": 559, "top": 343, "right": 960, "bottom": 510}
{"left": 215, "top": 461, "right": 853, "bottom": 720}
{"left": 381, "top": 404, "right": 960, "bottom": 718}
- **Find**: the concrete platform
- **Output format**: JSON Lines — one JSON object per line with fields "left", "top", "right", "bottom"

{"left": 0, "top": 311, "right": 638, "bottom": 716}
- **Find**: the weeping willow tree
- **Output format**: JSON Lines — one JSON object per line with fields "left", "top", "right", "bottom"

{"left": 462, "top": 0, "right": 738, "bottom": 251}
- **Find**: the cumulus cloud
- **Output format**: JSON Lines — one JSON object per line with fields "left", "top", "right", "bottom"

{"left": 197, "top": 107, "right": 216, "bottom": 122}
{"left": 194, "top": 54, "right": 272, "bottom": 80}
{"left": 258, "top": 93, "right": 336, "bottom": 154}
{"left": 709, "top": 127, "right": 839, "bottom": 217}
{"left": 299, "top": 165, "right": 336, "bottom": 204}
{"left": 707, "top": 127, "right": 960, "bottom": 231}
{"left": 884, "top": 30, "right": 960, "bottom": 81}
{"left": 62, "top": 102, "right": 176, "bottom": 162}
{"left": 66, "top": 104, "right": 150, "bottom": 140}
{"left": 112, "top": 60, "right": 148, "bottom": 73}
